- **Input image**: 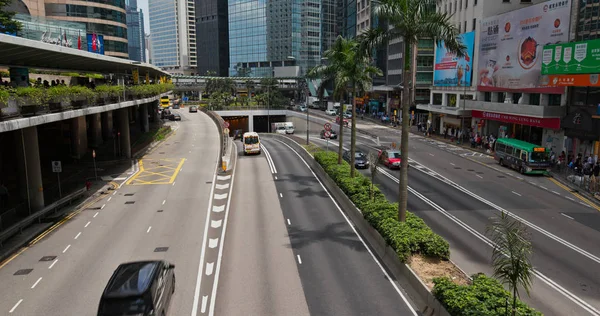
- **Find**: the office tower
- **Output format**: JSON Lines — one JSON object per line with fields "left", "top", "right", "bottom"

{"left": 126, "top": 0, "right": 146, "bottom": 62}
{"left": 195, "top": 0, "right": 230, "bottom": 76}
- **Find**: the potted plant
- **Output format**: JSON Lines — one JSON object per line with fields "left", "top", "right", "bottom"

{"left": 69, "top": 86, "right": 95, "bottom": 108}
{"left": 47, "top": 86, "right": 72, "bottom": 112}
{"left": 15, "top": 87, "right": 47, "bottom": 116}
{"left": 94, "top": 84, "right": 111, "bottom": 104}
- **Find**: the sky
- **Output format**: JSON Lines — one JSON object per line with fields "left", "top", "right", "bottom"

{"left": 138, "top": 0, "right": 150, "bottom": 35}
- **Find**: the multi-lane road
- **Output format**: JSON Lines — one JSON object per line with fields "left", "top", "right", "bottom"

{"left": 306, "top": 112, "right": 600, "bottom": 316}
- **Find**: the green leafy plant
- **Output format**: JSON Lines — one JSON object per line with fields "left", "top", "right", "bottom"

{"left": 47, "top": 86, "right": 71, "bottom": 103}
{"left": 69, "top": 86, "right": 95, "bottom": 103}
{"left": 433, "top": 274, "right": 541, "bottom": 316}
{"left": 314, "top": 150, "right": 449, "bottom": 261}
{"left": 0, "top": 86, "right": 11, "bottom": 104}
{"left": 15, "top": 87, "right": 46, "bottom": 105}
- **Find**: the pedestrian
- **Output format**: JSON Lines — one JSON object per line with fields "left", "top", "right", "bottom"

{"left": 85, "top": 180, "right": 92, "bottom": 191}
{"left": 0, "top": 182, "right": 9, "bottom": 208}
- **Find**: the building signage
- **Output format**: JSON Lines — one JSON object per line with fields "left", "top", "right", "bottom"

{"left": 541, "top": 74, "right": 600, "bottom": 87}
{"left": 542, "top": 39, "right": 600, "bottom": 75}
{"left": 87, "top": 33, "right": 105, "bottom": 55}
{"left": 471, "top": 110, "right": 560, "bottom": 129}
{"left": 434, "top": 31, "right": 475, "bottom": 87}
{"left": 477, "top": 0, "right": 570, "bottom": 92}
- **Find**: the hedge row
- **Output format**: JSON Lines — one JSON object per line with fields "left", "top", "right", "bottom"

{"left": 314, "top": 151, "right": 450, "bottom": 262}
{"left": 314, "top": 150, "right": 541, "bottom": 316}
{"left": 433, "top": 274, "right": 542, "bottom": 316}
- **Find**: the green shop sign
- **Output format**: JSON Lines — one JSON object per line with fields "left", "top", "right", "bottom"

{"left": 542, "top": 39, "right": 600, "bottom": 75}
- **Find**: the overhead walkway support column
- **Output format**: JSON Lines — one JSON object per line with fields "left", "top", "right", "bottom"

{"left": 71, "top": 116, "right": 88, "bottom": 159}
{"left": 117, "top": 108, "right": 131, "bottom": 158}
{"left": 90, "top": 113, "right": 102, "bottom": 146}
{"left": 15, "top": 127, "right": 44, "bottom": 213}
{"left": 140, "top": 104, "right": 149, "bottom": 133}
{"left": 101, "top": 111, "right": 114, "bottom": 141}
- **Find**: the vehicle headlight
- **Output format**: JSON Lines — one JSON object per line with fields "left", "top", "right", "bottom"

{"left": 526, "top": 167, "right": 532, "bottom": 172}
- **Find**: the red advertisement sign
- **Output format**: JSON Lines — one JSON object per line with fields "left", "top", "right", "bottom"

{"left": 471, "top": 110, "right": 560, "bottom": 129}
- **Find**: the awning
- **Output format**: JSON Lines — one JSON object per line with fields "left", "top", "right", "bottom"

{"left": 0, "top": 33, "right": 169, "bottom": 78}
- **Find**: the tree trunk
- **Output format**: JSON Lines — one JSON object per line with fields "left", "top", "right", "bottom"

{"left": 350, "top": 88, "right": 357, "bottom": 177}
{"left": 398, "top": 42, "right": 413, "bottom": 222}
{"left": 512, "top": 286, "right": 517, "bottom": 316}
{"left": 337, "top": 95, "right": 344, "bottom": 165}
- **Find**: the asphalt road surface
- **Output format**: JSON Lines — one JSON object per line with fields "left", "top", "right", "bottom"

{"left": 0, "top": 109, "right": 220, "bottom": 316}
{"left": 309, "top": 125, "right": 600, "bottom": 316}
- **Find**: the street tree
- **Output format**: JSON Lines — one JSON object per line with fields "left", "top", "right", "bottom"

{"left": 0, "top": 0, "right": 22, "bottom": 34}
{"left": 486, "top": 212, "right": 534, "bottom": 316}
{"left": 359, "top": 0, "right": 465, "bottom": 221}
{"left": 368, "top": 151, "right": 382, "bottom": 200}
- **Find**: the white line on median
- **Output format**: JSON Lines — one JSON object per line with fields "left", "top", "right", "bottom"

{"left": 31, "top": 277, "right": 42, "bottom": 289}
{"left": 107, "top": 197, "right": 112, "bottom": 202}
{"left": 162, "top": 200, "right": 166, "bottom": 205}
{"left": 48, "top": 259, "right": 58, "bottom": 269}
{"left": 552, "top": 191, "right": 561, "bottom": 195}
{"left": 566, "top": 197, "right": 575, "bottom": 201}
{"left": 62, "top": 245, "right": 71, "bottom": 253}
{"left": 512, "top": 191, "right": 522, "bottom": 196}
{"left": 101, "top": 204, "right": 105, "bottom": 210}
{"left": 279, "top": 193, "right": 283, "bottom": 198}
{"left": 476, "top": 174, "right": 483, "bottom": 179}
{"left": 205, "top": 262, "right": 214, "bottom": 276}
{"left": 429, "top": 153, "right": 434, "bottom": 156}
{"left": 147, "top": 226, "right": 152, "bottom": 233}
{"left": 201, "top": 295, "right": 208, "bottom": 313}
{"left": 450, "top": 163, "right": 455, "bottom": 166}
{"left": 85, "top": 221, "right": 91, "bottom": 228}
{"left": 275, "top": 176, "right": 278, "bottom": 180}
{"left": 296, "top": 255, "right": 302, "bottom": 264}
{"left": 94, "top": 212, "right": 99, "bottom": 218}
{"left": 9, "top": 299, "right": 23, "bottom": 313}
{"left": 113, "top": 191, "right": 117, "bottom": 196}
{"left": 561, "top": 213, "right": 574, "bottom": 220}
{"left": 173, "top": 182, "right": 176, "bottom": 186}
{"left": 287, "top": 219, "right": 291, "bottom": 226}
{"left": 74, "top": 232, "right": 81, "bottom": 239}
{"left": 540, "top": 186, "right": 548, "bottom": 190}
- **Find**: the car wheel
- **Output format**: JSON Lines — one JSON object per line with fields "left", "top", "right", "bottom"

{"left": 520, "top": 167, "right": 525, "bottom": 174}
{"left": 499, "top": 159, "right": 504, "bottom": 167}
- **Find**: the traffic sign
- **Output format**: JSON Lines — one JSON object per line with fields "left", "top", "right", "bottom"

{"left": 52, "top": 161, "right": 62, "bottom": 173}
{"left": 224, "top": 128, "right": 230, "bottom": 135}
{"left": 324, "top": 123, "right": 332, "bottom": 131}
{"left": 324, "top": 130, "right": 331, "bottom": 138}
{"left": 223, "top": 121, "right": 230, "bottom": 128}
{"left": 92, "top": 150, "right": 96, "bottom": 158}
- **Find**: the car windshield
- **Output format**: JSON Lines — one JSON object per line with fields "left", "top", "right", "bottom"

{"left": 389, "top": 152, "right": 401, "bottom": 158}
{"left": 530, "top": 151, "right": 549, "bottom": 163}
{"left": 100, "top": 297, "right": 148, "bottom": 315}
{"left": 277, "top": 126, "right": 286, "bottom": 130}
{"left": 355, "top": 152, "right": 365, "bottom": 158}
{"left": 245, "top": 136, "right": 259, "bottom": 144}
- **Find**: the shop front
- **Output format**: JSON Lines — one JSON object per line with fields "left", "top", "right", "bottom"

{"left": 471, "top": 110, "right": 562, "bottom": 148}
{"left": 561, "top": 108, "right": 600, "bottom": 160}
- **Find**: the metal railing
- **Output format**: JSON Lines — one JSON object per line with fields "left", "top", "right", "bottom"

{"left": 0, "top": 187, "right": 86, "bottom": 246}
{"left": 551, "top": 164, "right": 600, "bottom": 195}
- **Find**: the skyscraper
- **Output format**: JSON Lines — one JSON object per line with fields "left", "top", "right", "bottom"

{"left": 195, "top": 0, "right": 230, "bottom": 76}
{"left": 149, "top": 0, "right": 197, "bottom": 74}
{"left": 126, "top": 0, "right": 146, "bottom": 62}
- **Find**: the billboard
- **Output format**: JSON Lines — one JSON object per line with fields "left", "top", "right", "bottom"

{"left": 87, "top": 33, "right": 104, "bottom": 55}
{"left": 477, "top": 0, "right": 570, "bottom": 92}
{"left": 542, "top": 39, "right": 600, "bottom": 75}
{"left": 433, "top": 31, "right": 475, "bottom": 87}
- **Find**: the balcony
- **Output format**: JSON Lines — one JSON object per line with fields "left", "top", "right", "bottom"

{"left": 416, "top": 65, "right": 433, "bottom": 72}
{"left": 464, "top": 100, "right": 566, "bottom": 118}
{"left": 416, "top": 103, "right": 471, "bottom": 116}
{"left": 417, "top": 47, "right": 434, "bottom": 55}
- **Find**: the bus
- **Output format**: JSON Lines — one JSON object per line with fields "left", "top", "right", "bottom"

{"left": 160, "top": 96, "right": 170, "bottom": 108}
{"left": 494, "top": 138, "right": 551, "bottom": 175}
{"left": 242, "top": 132, "right": 261, "bottom": 155}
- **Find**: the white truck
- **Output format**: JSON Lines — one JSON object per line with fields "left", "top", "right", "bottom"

{"left": 272, "top": 122, "right": 295, "bottom": 134}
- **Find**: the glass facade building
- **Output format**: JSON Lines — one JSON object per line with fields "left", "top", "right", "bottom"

{"left": 14, "top": 13, "right": 88, "bottom": 48}
{"left": 126, "top": 0, "right": 146, "bottom": 62}
{"left": 195, "top": 0, "right": 230, "bottom": 76}
{"left": 149, "top": 0, "right": 179, "bottom": 69}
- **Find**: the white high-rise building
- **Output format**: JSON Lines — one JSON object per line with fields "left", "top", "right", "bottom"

{"left": 149, "top": 0, "right": 196, "bottom": 75}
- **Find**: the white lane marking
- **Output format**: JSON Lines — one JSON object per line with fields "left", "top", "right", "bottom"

{"left": 215, "top": 183, "right": 229, "bottom": 190}
{"left": 94, "top": 212, "right": 99, "bottom": 218}
{"left": 74, "top": 232, "right": 81, "bottom": 239}
{"left": 540, "top": 186, "right": 548, "bottom": 190}
{"left": 181, "top": 168, "right": 183, "bottom": 172}
{"left": 217, "top": 175, "right": 231, "bottom": 181}
{"left": 476, "top": 174, "right": 483, "bottom": 179}
{"left": 120, "top": 160, "right": 139, "bottom": 188}
{"left": 377, "top": 166, "right": 600, "bottom": 315}
{"left": 101, "top": 204, "right": 105, "bottom": 210}
{"left": 173, "top": 182, "right": 176, "bottom": 186}
{"left": 214, "top": 193, "right": 228, "bottom": 200}
{"left": 31, "top": 277, "right": 42, "bottom": 289}
{"left": 272, "top": 139, "right": 418, "bottom": 316}
{"left": 208, "top": 238, "right": 219, "bottom": 248}
{"left": 190, "top": 151, "right": 192, "bottom": 153}
{"left": 261, "top": 144, "right": 278, "bottom": 174}
{"left": 62, "top": 244, "right": 71, "bottom": 253}
{"left": 9, "top": 299, "right": 23, "bottom": 313}
{"left": 517, "top": 176, "right": 524, "bottom": 180}
{"left": 85, "top": 221, "right": 91, "bottom": 228}
{"left": 552, "top": 191, "right": 561, "bottom": 195}
{"left": 212, "top": 205, "right": 224, "bottom": 213}
{"left": 279, "top": 193, "right": 283, "bottom": 198}
{"left": 511, "top": 191, "right": 522, "bottom": 196}
{"left": 147, "top": 226, "right": 152, "bottom": 233}
{"left": 48, "top": 259, "right": 58, "bottom": 269}
{"left": 190, "top": 142, "right": 221, "bottom": 316}
{"left": 429, "top": 153, "right": 434, "bottom": 156}
{"left": 275, "top": 176, "right": 278, "bottom": 180}
{"left": 208, "top": 148, "right": 238, "bottom": 316}
{"left": 287, "top": 219, "right": 291, "bottom": 226}
{"left": 211, "top": 220, "right": 222, "bottom": 228}
{"left": 562, "top": 213, "right": 574, "bottom": 220}
{"left": 201, "top": 295, "right": 208, "bottom": 313}
{"left": 113, "top": 191, "right": 117, "bottom": 196}
{"left": 107, "top": 197, "right": 112, "bottom": 202}
{"left": 580, "top": 202, "right": 592, "bottom": 208}
{"left": 297, "top": 255, "right": 302, "bottom": 264}
{"left": 205, "top": 262, "right": 214, "bottom": 276}
{"left": 566, "top": 196, "right": 575, "bottom": 201}
{"left": 450, "top": 163, "right": 455, "bottom": 166}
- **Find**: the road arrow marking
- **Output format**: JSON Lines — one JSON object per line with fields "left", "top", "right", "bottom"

{"left": 212, "top": 205, "right": 225, "bottom": 213}
{"left": 211, "top": 220, "right": 222, "bottom": 228}
{"left": 208, "top": 238, "right": 219, "bottom": 248}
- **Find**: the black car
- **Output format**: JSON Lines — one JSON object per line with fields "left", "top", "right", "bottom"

{"left": 189, "top": 106, "right": 198, "bottom": 113}
{"left": 320, "top": 129, "right": 337, "bottom": 139}
{"left": 343, "top": 150, "right": 369, "bottom": 169}
{"left": 98, "top": 261, "right": 175, "bottom": 316}
{"left": 169, "top": 113, "right": 181, "bottom": 121}
{"left": 233, "top": 129, "right": 244, "bottom": 140}
{"left": 161, "top": 109, "right": 171, "bottom": 120}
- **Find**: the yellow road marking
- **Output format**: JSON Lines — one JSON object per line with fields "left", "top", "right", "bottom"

{"left": 547, "top": 177, "right": 600, "bottom": 212}
{"left": 169, "top": 159, "right": 186, "bottom": 183}
{"left": 134, "top": 170, "right": 172, "bottom": 179}
{"left": 126, "top": 159, "right": 144, "bottom": 185}
{"left": 127, "top": 158, "right": 185, "bottom": 185}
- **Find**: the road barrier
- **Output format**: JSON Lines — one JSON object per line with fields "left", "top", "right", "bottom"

{"left": 267, "top": 133, "right": 453, "bottom": 316}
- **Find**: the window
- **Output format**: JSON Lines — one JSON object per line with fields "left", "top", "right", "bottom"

{"left": 496, "top": 143, "right": 506, "bottom": 153}
{"left": 459, "top": 0, "right": 462, "bottom": 10}
{"left": 465, "top": 0, "right": 468, "bottom": 8}
{"left": 474, "top": 0, "right": 477, "bottom": 5}
{"left": 472, "top": 18, "right": 476, "bottom": 31}
{"left": 464, "top": 21, "right": 467, "bottom": 32}
{"left": 458, "top": 23, "right": 461, "bottom": 33}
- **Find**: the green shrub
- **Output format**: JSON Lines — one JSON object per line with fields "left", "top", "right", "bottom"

{"left": 313, "top": 150, "right": 449, "bottom": 261}
{"left": 0, "top": 87, "right": 11, "bottom": 104}
{"left": 47, "top": 86, "right": 71, "bottom": 103}
{"left": 433, "top": 274, "right": 542, "bottom": 316}
{"left": 69, "top": 86, "right": 95, "bottom": 102}
{"left": 15, "top": 87, "right": 46, "bottom": 105}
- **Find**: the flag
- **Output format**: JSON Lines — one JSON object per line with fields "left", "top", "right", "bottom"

{"left": 92, "top": 34, "right": 97, "bottom": 52}
{"left": 64, "top": 30, "right": 67, "bottom": 47}
{"left": 77, "top": 31, "right": 81, "bottom": 50}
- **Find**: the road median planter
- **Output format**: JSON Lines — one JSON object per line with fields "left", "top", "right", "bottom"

{"left": 269, "top": 134, "right": 541, "bottom": 316}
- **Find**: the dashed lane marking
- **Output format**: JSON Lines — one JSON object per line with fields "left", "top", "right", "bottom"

{"left": 208, "top": 238, "right": 219, "bottom": 248}
{"left": 212, "top": 205, "right": 225, "bottom": 213}
{"left": 512, "top": 191, "right": 522, "bottom": 196}
{"left": 9, "top": 299, "right": 23, "bottom": 313}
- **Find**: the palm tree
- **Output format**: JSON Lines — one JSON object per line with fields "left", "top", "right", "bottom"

{"left": 486, "top": 212, "right": 534, "bottom": 316}
{"left": 244, "top": 80, "right": 255, "bottom": 106}
{"left": 359, "top": 0, "right": 466, "bottom": 221}
{"left": 308, "top": 36, "right": 381, "bottom": 170}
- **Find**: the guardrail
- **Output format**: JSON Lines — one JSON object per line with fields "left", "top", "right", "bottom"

{"left": 201, "top": 107, "right": 227, "bottom": 169}
{"left": 0, "top": 187, "right": 86, "bottom": 246}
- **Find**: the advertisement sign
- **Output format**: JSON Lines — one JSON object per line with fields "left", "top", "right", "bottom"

{"left": 434, "top": 31, "right": 475, "bottom": 87}
{"left": 87, "top": 33, "right": 104, "bottom": 55}
{"left": 542, "top": 39, "right": 600, "bottom": 75}
{"left": 477, "top": 0, "right": 570, "bottom": 92}
{"left": 541, "top": 74, "right": 600, "bottom": 87}
{"left": 471, "top": 110, "right": 560, "bottom": 129}
{"left": 132, "top": 68, "right": 139, "bottom": 85}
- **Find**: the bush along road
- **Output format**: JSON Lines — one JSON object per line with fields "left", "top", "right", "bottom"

{"left": 313, "top": 150, "right": 541, "bottom": 316}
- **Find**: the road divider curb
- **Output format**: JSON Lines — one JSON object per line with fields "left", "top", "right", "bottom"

{"left": 265, "top": 133, "right": 452, "bottom": 316}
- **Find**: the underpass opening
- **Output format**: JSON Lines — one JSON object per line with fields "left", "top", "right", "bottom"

{"left": 254, "top": 115, "right": 286, "bottom": 133}
{"left": 221, "top": 116, "right": 249, "bottom": 136}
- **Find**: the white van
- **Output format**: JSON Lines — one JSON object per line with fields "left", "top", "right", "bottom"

{"left": 242, "top": 132, "right": 261, "bottom": 155}
{"left": 272, "top": 122, "right": 295, "bottom": 134}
